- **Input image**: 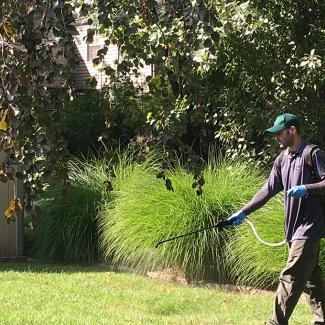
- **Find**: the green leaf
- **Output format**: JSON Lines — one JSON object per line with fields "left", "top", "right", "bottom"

{"left": 85, "top": 76, "right": 98, "bottom": 88}
{"left": 86, "top": 29, "right": 96, "bottom": 43}
{"left": 165, "top": 179, "right": 174, "bottom": 191}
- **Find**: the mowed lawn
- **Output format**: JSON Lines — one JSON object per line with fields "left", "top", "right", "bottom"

{"left": 0, "top": 263, "right": 310, "bottom": 325}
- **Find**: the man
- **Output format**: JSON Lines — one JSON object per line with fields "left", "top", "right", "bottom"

{"left": 228, "top": 113, "right": 325, "bottom": 325}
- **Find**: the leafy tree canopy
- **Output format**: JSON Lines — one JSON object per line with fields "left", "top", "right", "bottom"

{"left": 0, "top": 0, "right": 77, "bottom": 220}
{"left": 87, "top": 0, "right": 325, "bottom": 161}
{"left": 1, "top": 0, "right": 324, "bottom": 219}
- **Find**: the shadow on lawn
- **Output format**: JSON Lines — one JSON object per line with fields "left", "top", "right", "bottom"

{"left": 0, "top": 259, "right": 112, "bottom": 274}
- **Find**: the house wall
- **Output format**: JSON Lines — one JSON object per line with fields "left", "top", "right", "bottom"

{"left": 73, "top": 24, "right": 153, "bottom": 90}
{"left": 0, "top": 151, "right": 24, "bottom": 257}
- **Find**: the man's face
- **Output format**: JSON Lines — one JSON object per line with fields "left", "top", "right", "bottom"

{"left": 274, "top": 128, "right": 294, "bottom": 148}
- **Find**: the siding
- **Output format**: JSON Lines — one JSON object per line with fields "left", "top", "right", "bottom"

{"left": 0, "top": 151, "right": 24, "bottom": 257}
{"left": 73, "top": 25, "right": 153, "bottom": 90}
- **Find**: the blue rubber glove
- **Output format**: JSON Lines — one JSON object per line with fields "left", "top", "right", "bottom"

{"left": 227, "top": 210, "right": 246, "bottom": 226}
{"left": 286, "top": 185, "right": 307, "bottom": 198}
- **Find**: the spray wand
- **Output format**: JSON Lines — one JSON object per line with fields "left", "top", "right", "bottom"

{"left": 155, "top": 219, "right": 232, "bottom": 248}
{"left": 155, "top": 219, "right": 286, "bottom": 248}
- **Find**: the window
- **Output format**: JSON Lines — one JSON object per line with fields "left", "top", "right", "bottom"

{"left": 87, "top": 44, "right": 102, "bottom": 62}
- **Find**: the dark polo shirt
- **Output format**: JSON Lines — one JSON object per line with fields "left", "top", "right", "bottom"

{"left": 242, "top": 140, "right": 325, "bottom": 242}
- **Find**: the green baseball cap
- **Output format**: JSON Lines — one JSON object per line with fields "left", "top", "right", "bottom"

{"left": 266, "top": 113, "right": 300, "bottom": 133}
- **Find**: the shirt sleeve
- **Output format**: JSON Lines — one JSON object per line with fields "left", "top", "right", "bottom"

{"left": 242, "top": 155, "right": 284, "bottom": 215}
{"left": 305, "top": 149, "right": 325, "bottom": 195}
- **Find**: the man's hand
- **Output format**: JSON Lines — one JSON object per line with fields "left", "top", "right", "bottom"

{"left": 286, "top": 185, "right": 307, "bottom": 198}
{"left": 227, "top": 210, "right": 246, "bottom": 226}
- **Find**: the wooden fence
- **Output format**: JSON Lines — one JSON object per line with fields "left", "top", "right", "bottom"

{"left": 0, "top": 151, "right": 24, "bottom": 258}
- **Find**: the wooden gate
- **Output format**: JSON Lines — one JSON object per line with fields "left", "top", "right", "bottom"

{"left": 0, "top": 151, "right": 24, "bottom": 257}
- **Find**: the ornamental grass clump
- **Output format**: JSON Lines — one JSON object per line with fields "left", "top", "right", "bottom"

{"left": 226, "top": 196, "right": 325, "bottom": 290}
{"left": 99, "top": 152, "right": 266, "bottom": 281}
{"left": 225, "top": 196, "right": 288, "bottom": 289}
{"left": 29, "top": 157, "right": 111, "bottom": 262}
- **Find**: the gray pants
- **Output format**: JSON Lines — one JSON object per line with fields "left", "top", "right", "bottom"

{"left": 267, "top": 239, "right": 325, "bottom": 325}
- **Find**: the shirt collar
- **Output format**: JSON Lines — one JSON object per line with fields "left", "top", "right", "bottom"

{"left": 288, "top": 139, "right": 307, "bottom": 157}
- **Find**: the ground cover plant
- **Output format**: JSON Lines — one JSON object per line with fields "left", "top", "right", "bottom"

{"left": 28, "top": 157, "right": 110, "bottom": 262}
{"left": 0, "top": 262, "right": 311, "bottom": 325}
{"left": 99, "top": 151, "right": 267, "bottom": 282}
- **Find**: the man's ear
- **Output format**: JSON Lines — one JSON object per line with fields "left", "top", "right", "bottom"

{"left": 290, "top": 126, "right": 297, "bottom": 135}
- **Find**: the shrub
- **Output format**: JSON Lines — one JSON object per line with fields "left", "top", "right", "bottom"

{"left": 58, "top": 90, "right": 106, "bottom": 155}
{"left": 99, "top": 80, "right": 152, "bottom": 148}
